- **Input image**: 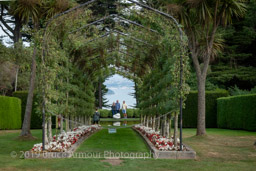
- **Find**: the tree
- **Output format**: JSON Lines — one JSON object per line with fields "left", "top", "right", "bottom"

{"left": 17, "top": 0, "right": 71, "bottom": 138}
{"left": 162, "top": 0, "right": 247, "bottom": 135}
{"left": 208, "top": 0, "right": 256, "bottom": 90}
{"left": 0, "top": 3, "right": 22, "bottom": 43}
{"left": 0, "top": 43, "right": 17, "bottom": 95}
{"left": 95, "top": 80, "right": 109, "bottom": 109}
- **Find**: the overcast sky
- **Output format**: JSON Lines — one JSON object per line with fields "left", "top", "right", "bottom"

{"left": 0, "top": 27, "right": 12, "bottom": 45}
{"left": 104, "top": 74, "right": 136, "bottom": 109}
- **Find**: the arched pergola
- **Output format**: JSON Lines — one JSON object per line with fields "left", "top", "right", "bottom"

{"left": 41, "top": 0, "right": 186, "bottom": 151}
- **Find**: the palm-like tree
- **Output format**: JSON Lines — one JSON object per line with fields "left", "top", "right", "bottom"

{"left": 10, "top": 0, "right": 42, "bottom": 25}
{"left": 11, "top": 0, "right": 43, "bottom": 139}
{"left": 13, "top": 0, "right": 72, "bottom": 139}
{"left": 161, "top": 0, "right": 247, "bottom": 135}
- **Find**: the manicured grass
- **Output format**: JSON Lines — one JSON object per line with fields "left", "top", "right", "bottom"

{"left": 77, "top": 128, "right": 149, "bottom": 154}
{"left": 0, "top": 128, "right": 255, "bottom": 171}
{"left": 100, "top": 120, "right": 140, "bottom": 128}
{"left": 100, "top": 118, "right": 140, "bottom": 121}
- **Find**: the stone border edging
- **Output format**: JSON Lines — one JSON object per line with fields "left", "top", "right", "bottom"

{"left": 132, "top": 127, "right": 196, "bottom": 159}
{"left": 24, "top": 128, "right": 101, "bottom": 159}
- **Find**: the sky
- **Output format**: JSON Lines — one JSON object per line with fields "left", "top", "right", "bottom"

{"left": 104, "top": 74, "right": 136, "bottom": 109}
{"left": 0, "top": 28, "right": 11, "bottom": 45}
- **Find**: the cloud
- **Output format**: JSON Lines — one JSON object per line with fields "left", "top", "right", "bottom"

{"left": 108, "top": 87, "right": 118, "bottom": 90}
{"left": 120, "top": 86, "right": 133, "bottom": 90}
{"left": 104, "top": 74, "right": 136, "bottom": 108}
{"left": 104, "top": 74, "right": 134, "bottom": 87}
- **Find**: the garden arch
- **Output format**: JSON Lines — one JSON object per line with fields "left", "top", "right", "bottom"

{"left": 41, "top": 0, "right": 187, "bottom": 151}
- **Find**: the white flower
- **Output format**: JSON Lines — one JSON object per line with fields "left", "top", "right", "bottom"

{"left": 31, "top": 125, "right": 101, "bottom": 152}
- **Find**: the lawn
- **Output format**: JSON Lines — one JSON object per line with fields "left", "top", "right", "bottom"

{"left": 0, "top": 128, "right": 255, "bottom": 171}
{"left": 100, "top": 118, "right": 140, "bottom": 121}
{"left": 77, "top": 128, "right": 149, "bottom": 154}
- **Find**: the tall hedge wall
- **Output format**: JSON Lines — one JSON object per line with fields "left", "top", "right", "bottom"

{"left": 183, "top": 90, "right": 229, "bottom": 128}
{"left": 0, "top": 96, "right": 21, "bottom": 129}
{"left": 99, "top": 109, "right": 140, "bottom": 118}
{"left": 217, "top": 94, "right": 256, "bottom": 131}
{"left": 13, "top": 91, "right": 42, "bottom": 129}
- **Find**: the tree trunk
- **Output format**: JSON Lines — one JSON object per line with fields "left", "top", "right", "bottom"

{"left": 14, "top": 67, "right": 19, "bottom": 92}
{"left": 44, "top": 119, "right": 48, "bottom": 144}
{"left": 164, "top": 115, "right": 167, "bottom": 137}
{"left": 75, "top": 116, "right": 78, "bottom": 128}
{"left": 146, "top": 115, "right": 149, "bottom": 127}
{"left": 152, "top": 115, "right": 156, "bottom": 130}
{"left": 79, "top": 115, "right": 82, "bottom": 125}
{"left": 156, "top": 114, "right": 160, "bottom": 132}
{"left": 65, "top": 117, "right": 69, "bottom": 132}
{"left": 174, "top": 112, "right": 178, "bottom": 147}
{"left": 77, "top": 116, "right": 79, "bottom": 127}
{"left": 65, "top": 89, "right": 69, "bottom": 131}
{"left": 81, "top": 116, "right": 84, "bottom": 125}
{"left": 98, "top": 81, "right": 102, "bottom": 109}
{"left": 20, "top": 48, "right": 37, "bottom": 137}
{"left": 48, "top": 116, "right": 52, "bottom": 142}
{"left": 150, "top": 116, "right": 153, "bottom": 128}
{"left": 134, "top": 81, "right": 138, "bottom": 107}
{"left": 74, "top": 116, "right": 77, "bottom": 128}
{"left": 89, "top": 117, "right": 92, "bottom": 125}
{"left": 13, "top": 16, "right": 22, "bottom": 43}
{"left": 148, "top": 116, "right": 151, "bottom": 128}
{"left": 140, "top": 114, "right": 143, "bottom": 125}
{"left": 60, "top": 114, "right": 63, "bottom": 132}
{"left": 70, "top": 115, "right": 74, "bottom": 130}
{"left": 160, "top": 118, "right": 164, "bottom": 136}
{"left": 166, "top": 116, "right": 170, "bottom": 138}
{"left": 168, "top": 114, "right": 172, "bottom": 139}
{"left": 197, "top": 77, "right": 206, "bottom": 135}
{"left": 143, "top": 115, "right": 146, "bottom": 126}
{"left": 85, "top": 116, "right": 88, "bottom": 125}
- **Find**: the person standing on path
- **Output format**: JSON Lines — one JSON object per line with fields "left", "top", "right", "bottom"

{"left": 93, "top": 108, "right": 100, "bottom": 125}
{"left": 122, "top": 101, "right": 128, "bottom": 118}
{"left": 111, "top": 102, "right": 116, "bottom": 116}
{"left": 115, "top": 100, "right": 120, "bottom": 114}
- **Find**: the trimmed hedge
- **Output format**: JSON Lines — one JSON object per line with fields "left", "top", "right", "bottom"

{"left": 13, "top": 91, "right": 42, "bottom": 129}
{"left": 217, "top": 94, "right": 256, "bottom": 131}
{"left": 99, "top": 109, "right": 111, "bottom": 118}
{"left": 99, "top": 109, "right": 140, "bottom": 118}
{"left": 133, "top": 109, "right": 140, "bottom": 118}
{"left": 0, "top": 96, "right": 21, "bottom": 129}
{"left": 183, "top": 90, "right": 229, "bottom": 128}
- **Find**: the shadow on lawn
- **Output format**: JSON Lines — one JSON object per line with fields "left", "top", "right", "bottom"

{"left": 184, "top": 131, "right": 256, "bottom": 162}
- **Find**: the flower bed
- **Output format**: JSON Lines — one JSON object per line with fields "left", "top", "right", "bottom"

{"left": 134, "top": 125, "right": 186, "bottom": 151}
{"left": 32, "top": 125, "right": 101, "bottom": 153}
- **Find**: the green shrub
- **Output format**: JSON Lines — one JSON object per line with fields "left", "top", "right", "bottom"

{"left": 99, "top": 109, "right": 111, "bottom": 118}
{"left": 217, "top": 94, "right": 256, "bottom": 131}
{"left": 12, "top": 91, "right": 42, "bottom": 129}
{"left": 99, "top": 109, "right": 140, "bottom": 118}
{"left": 183, "top": 90, "right": 229, "bottom": 128}
{"left": 133, "top": 109, "right": 140, "bottom": 118}
{"left": 120, "top": 109, "right": 134, "bottom": 118}
{"left": 0, "top": 96, "right": 21, "bottom": 129}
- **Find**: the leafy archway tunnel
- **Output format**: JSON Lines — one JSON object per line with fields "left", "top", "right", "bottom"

{"left": 28, "top": 0, "right": 190, "bottom": 150}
